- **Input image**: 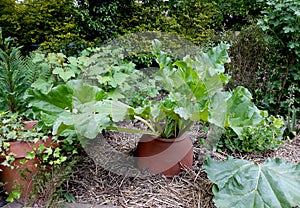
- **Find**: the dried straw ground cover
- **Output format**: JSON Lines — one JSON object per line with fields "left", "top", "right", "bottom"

{"left": 61, "top": 122, "right": 300, "bottom": 208}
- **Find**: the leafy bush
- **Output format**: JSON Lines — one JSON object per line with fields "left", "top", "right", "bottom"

{"left": 1, "top": 0, "right": 268, "bottom": 57}
{"left": 213, "top": 0, "right": 265, "bottom": 30}
{"left": 257, "top": 0, "right": 300, "bottom": 115}
{"left": 1, "top": 0, "right": 254, "bottom": 56}
{"left": 124, "top": 52, "right": 156, "bottom": 69}
{"left": 31, "top": 52, "right": 86, "bottom": 84}
{"left": 223, "top": 24, "right": 283, "bottom": 111}
{"left": 0, "top": 0, "right": 87, "bottom": 55}
{"left": 224, "top": 24, "right": 269, "bottom": 89}
{"left": 80, "top": 45, "right": 160, "bottom": 107}
{"left": 73, "top": 1, "right": 120, "bottom": 43}
{"left": 119, "top": 1, "right": 179, "bottom": 34}
{"left": 218, "top": 111, "right": 286, "bottom": 153}
{"left": 167, "top": 0, "right": 222, "bottom": 45}
{"left": 29, "top": 41, "right": 263, "bottom": 144}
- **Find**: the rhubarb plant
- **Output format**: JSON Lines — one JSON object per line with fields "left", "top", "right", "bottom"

{"left": 29, "top": 40, "right": 262, "bottom": 145}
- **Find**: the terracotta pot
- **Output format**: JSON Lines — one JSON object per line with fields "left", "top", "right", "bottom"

{"left": 134, "top": 133, "right": 193, "bottom": 177}
{"left": 23, "top": 120, "right": 39, "bottom": 130}
{"left": 0, "top": 141, "right": 40, "bottom": 199}
{"left": 0, "top": 120, "right": 57, "bottom": 199}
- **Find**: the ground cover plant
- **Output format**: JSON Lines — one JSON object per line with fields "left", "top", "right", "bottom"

{"left": 217, "top": 111, "right": 286, "bottom": 153}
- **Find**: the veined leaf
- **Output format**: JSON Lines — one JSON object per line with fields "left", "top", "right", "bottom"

{"left": 73, "top": 112, "right": 110, "bottom": 139}
{"left": 226, "top": 86, "right": 262, "bottom": 136}
{"left": 110, "top": 71, "right": 129, "bottom": 88}
{"left": 29, "top": 84, "right": 73, "bottom": 114}
{"left": 96, "top": 100, "right": 133, "bottom": 122}
{"left": 209, "top": 91, "right": 230, "bottom": 128}
{"left": 67, "top": 80, "right": 105, "bottom": 111}
{"left": 53, "top": 67, "right": 76, "bottom": 82}
{"left": 203, "top": 157, "right": 300, "bottom": 208}
{"left": 52, "top": 112, "right": 75, "bottom": 135}
{"left": 31, "top": 78, "right": 54, "bottom": 94}
{"left": 196, "top": 43, "right": 231, "bottom": 75}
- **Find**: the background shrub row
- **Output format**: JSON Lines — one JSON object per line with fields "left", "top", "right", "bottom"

{"left": 0, "top": 0, "right": 299, "bottom": 130}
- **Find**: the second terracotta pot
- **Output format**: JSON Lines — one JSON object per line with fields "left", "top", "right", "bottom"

{"left": 0, "top": 119, "right": 57, "bottom": 199}
{"left": 134, "top": 133, "right": 193, "bottom": 177}
{"left": 0, "top": 137, "right": 57, "bottom": 199}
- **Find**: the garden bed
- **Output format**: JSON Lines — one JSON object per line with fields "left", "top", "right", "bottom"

{"left": 59, "top": 122, "right": 300, "bottom": 208}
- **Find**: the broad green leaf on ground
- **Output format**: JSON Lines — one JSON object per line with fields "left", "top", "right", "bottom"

{"left": 203, "top": 157, "right": 300, "bottom": 208}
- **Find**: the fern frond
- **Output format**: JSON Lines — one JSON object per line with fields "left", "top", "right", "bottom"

{"left": 0, "top": 40, "right": 36, "bottom": 112}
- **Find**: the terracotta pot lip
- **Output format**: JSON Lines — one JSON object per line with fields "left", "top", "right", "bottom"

{"left": 4, "top": 140, "right": 38, "bottom": 145}
{"left": 147, "top": 132, "right": 189, "bottom": 143}
{"left": 22, "top": 120, "right": 39, "bottom": 123}
{"left": 22, "top": 120, "right": 39, "bottom": 130}
{"left": 0, "top": 136, "right": 58, "bottom": 160}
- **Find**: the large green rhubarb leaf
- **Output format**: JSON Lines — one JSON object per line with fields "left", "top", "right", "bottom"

{"left": 195, "top": 43, "right": 231, "bottom": 75}
{"left": 226, "top": 86, "right": 262, "bottom": 136}
{"left": 203, "top": 157, "right": 300, "bottom": 208}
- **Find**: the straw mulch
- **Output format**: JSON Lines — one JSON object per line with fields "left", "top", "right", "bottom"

{"left": 61, "top": 122, "right": 300, "bottom": 208}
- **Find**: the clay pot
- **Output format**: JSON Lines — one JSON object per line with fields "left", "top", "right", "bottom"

{"left": 134, "top": 133, "right": 193, "bottom": 177}
{"left": 0, "top": 120, "right": 56, "bottom": 199}
{"left": 0, "top": 141, "right": 41, "bottom": 199}
{"left": 23, "top": 120, "right": 39, "bottom": 130}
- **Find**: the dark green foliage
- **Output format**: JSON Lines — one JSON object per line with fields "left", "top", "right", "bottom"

{"left": 74, "top": 1, "right": 121, "bottom": 43}
{"left": 125, "top": 52, "right": 156, "bottom": 69}
{"left": 118, "top": 1, "right": 179, "bottom": 34}
{"left": 0, "top": 0, "right": 90, "bottom": 56}
{"left": 213, "top": 0, "right": 266, "bottom": 30}
{"left": 30, "top": 0, "right": 91, "bottom": 56}
{"left": 258, "top": 0, "right": 300, "bottom": 115}
{"left": 225, "top": 16, "right": 299, "bottom": 133}
{"left": 119, "top": 0, "right": 222, "bottom": 47}
{"left": 0, "top": 0, "right": 18, "bottom": 41}
{"left": 168, "top": 0, "right": 222, "bottom": 45}
{"left": 0, "top": 0, "right": 260, "bottom": 56}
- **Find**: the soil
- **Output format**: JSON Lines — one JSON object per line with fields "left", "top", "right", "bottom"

{"left": 58, "top": 122, "right": 300, "bottom": 208}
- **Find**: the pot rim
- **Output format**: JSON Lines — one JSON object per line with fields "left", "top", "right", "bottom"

{"left": 145, "top": 132, "right": 189, "bottom": 143}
